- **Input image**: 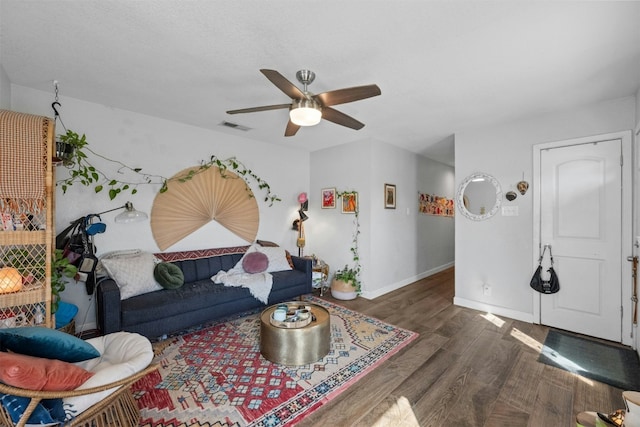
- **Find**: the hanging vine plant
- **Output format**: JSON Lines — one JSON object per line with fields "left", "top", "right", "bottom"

{"left": 334, "top": 190, "right": 361, "bottom": 293}
{"left": 55, "top": 129, "right": 281, "bottom": 206}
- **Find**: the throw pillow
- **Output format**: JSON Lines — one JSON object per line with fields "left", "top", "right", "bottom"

{"left": 153, "top": 262, "right": 185, "bottom": 289}
{"left": 0, "top": 352, "right": 94, "bottom": 391}
{"left": 285, "top": 250, "right": 295, "bottom": 269}
{"left": 256, "top": 246, "right": 293, "bottom": 272}
{"left": 242, "top": 252, "right": 269, "bottom": 274}
{"left": 0, "top": 327, "right": 100, "bottom": 363}
{"left": 0, "top": 393, "right": 65, "bottom": 425}
{"left": 100, "top": 251, "right": 163, "bottom": 300}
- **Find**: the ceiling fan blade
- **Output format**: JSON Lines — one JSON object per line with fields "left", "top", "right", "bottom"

{"left": 260, "top": 69, "right": 306, "bottom": 100}
{"left": 226, "top": 103, "right": 291, "bottom": 114}
{"left": 315, "top": 84, "right": 381, "bottom": 107}
{"left": 284, "top": 120, "right": 300, "bottom": 137}
{"left": 321, "top": 107, "right": 365, "bottom": 130}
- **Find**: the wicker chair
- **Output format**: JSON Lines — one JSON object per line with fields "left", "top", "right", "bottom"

{"left": 0, "top": 331, "right": 157, "bottom": 427}
{"left": 0, "top": 364, "right": 157, "bottom": 427}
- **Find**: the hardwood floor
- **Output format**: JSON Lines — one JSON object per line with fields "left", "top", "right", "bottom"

{"left": 298, "top": 267, "right": 626, "bottom": 427}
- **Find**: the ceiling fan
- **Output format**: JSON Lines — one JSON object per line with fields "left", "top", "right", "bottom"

{"left": 226, "top": 69, "right": 381, "bottom": 137}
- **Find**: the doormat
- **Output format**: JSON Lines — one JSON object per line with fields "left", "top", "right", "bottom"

{"left": 538, "top": 329, "right": 640, "bottom": 391}
{"left": 133, "top": 295, "right": 418, "bottom": 427}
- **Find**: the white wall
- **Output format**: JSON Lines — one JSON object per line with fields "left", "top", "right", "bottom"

{"left": 11, "top": 85, "right": 310, "bottom": 331}
{"left": 455, "top": 96, "right": 637, "bottom": 322}
{"left": 636, "top": 87, "right": 640, "bottom": 127}
{"left": 635, "top": 88, "right": 640, "bottom": 352}
{"left": 310, "top": 138, "right": 454, "bottom": 299}
{"left": 0, "top": 64, "right": 10, "bottom": 109}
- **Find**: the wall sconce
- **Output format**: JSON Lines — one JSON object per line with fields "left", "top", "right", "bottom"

{"left": 295, "top": 193, "right": 309, "bottom": 256}
{"left": 517, "top": 173, "right": 529, "bottom": 195}
{"left": 95, "top": 202, "right": 148, "bottom": 224}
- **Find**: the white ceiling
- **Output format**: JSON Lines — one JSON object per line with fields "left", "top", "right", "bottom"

{"left": 1, "top": 1, "right": 639, "bottom": 166}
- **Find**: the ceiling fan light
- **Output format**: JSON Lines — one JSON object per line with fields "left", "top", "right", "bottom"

{"left": 289, "top": 99, "right": 321, "bottom": 126}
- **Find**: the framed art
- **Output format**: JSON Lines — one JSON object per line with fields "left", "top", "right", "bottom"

{"left": 341, "top": 192, "right": 358, "bottom": 213}
{"left": 384, "top": 183, "right": 396, "bottom": 209}
{"left": 321, "top": 188, "right": 336, "bottom": 209}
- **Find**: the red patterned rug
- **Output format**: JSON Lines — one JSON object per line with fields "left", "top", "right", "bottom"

{"left": 133, "top": 296, "right": 418, "bottom": 427}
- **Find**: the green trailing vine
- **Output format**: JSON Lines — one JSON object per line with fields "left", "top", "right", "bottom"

{"left": 56, "top": 129, "right": 281, "bottom": 205}
{"left": 334, "top": 190, "right": 361, "bottom": 293}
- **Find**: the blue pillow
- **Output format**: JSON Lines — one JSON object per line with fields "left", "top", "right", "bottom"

{"left": 0, "top": 393, "right": 65, "bottom": 424}
{"left": 0, "top": 327, "right": 99, "bottom": 363}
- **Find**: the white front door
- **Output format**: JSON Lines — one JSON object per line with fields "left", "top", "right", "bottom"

{"left": 539, "top": 138, "right": 623, "bottom": 342}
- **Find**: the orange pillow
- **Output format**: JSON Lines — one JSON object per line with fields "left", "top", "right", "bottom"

{"left": 0, "top": 352, "right": 94, "bottom": 391}
{"left": 284, "top": 250, "right": 295, "bottom": 269}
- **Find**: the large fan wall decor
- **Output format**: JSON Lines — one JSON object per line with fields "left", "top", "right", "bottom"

{"left": 226, "top": 69, "right": 381, "bottom": 136}
{"left": 151, "top": 166, "right": 259, "bottom": 250}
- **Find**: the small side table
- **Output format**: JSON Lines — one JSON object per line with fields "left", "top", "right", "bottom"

{"left": 260, "top": 302, "right": 330, "bottom": 365}
{"left": 312, "top": 262, "right": 330, "bottom": 296}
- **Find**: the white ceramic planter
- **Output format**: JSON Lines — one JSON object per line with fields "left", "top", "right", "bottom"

{"left": 331, "top": 279, "right": 358, "bottom": 300}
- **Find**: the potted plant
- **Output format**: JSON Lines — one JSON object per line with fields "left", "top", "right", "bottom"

{"left": 55, "top": 129, "right": 86, "bottom": 166}
{"left": 331, "top": 264, "right": 361, "bottom": 300}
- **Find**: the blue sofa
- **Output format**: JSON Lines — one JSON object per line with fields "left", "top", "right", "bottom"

{"left": 96, "top": 246, "right": 312, "bottom": 339}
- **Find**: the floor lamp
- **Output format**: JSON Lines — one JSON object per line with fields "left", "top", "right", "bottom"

{"left": 296, "top": 193, "right": 308, "bottom": 257}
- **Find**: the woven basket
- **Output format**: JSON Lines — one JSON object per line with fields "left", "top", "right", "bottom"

{"left": 57, "top": 319, "right": 76, "bottom": 335}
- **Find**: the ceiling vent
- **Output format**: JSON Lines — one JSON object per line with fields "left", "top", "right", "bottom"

{"left": 219, "top": 121, "right": 251, "bottom": 131}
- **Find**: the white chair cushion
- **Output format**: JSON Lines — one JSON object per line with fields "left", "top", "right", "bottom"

{"left": 62, "top": 332, "right": 153, "bottom": 421}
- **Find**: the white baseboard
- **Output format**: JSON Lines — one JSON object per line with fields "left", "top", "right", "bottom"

{"left": 453, "top": 297, "right": 534, "bottom": 323}
{"left": 361, "top": 261, "right": 455, "bottom": 300}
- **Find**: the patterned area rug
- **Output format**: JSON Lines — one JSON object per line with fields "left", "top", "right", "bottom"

{"left": 133, "top": 296, "right": 418, "bottom": 427}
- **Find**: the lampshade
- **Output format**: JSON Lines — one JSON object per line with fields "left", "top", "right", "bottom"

{"left": 0, "top": 267, "right": 23, "bottom": 293}
{"left": 114, "top": 202, "right": 148, "bottom": 223}
{"left": 289, "top": 99, "right": 321, "bottom": 126}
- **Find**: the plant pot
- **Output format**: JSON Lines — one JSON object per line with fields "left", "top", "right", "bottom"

{"left": 331, "top": 279, "right": 358, "bottom": 300}
{"left": 54, "top": 141, "right": 75, "bottom": 165}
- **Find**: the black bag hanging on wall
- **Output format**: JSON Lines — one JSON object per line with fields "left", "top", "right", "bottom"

{"left": 530, "top": 245, "right": 560, "bottom": 294}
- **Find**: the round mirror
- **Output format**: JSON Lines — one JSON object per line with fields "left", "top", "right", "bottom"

{"left": 456, "top": 172, "right": 502, "bottom": 221}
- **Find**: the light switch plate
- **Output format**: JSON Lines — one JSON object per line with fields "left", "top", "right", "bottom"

{"left": 502, "top": 206, "right": 519, "bottom": 216}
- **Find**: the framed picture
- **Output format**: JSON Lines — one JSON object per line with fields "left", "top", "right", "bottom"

{"left": 341, "top": 192, "right": 358, "bottom": 214}
{"left": 321, "top": 188, "right": 336, "bottom": 209}
{"left": 384, "top": 183, "right": 396, "bottom": 209}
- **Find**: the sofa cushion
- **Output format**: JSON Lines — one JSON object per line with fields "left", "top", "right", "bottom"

{"left": 175, "top": 253, "right": 244, "bottom": 283}
{"left": 65, "top": 332, "right": 153, "bottom": 422}
{"left": 154, "top": 262, "right": 184, "bottom": 289}
{"left": 121, "top": 269, "right": 308, "bottom": 327}
{"left": 101, "top": 251, "right": 163, "bottom": 299}
{"left": 242, "top": 252, "right": 269, "bottom": 273}
{"left": 121, "top": 280, "right": 252, "bottom": 326}
{"left": 0, "top": 327, "right": 100, "bottom": 363}
{"left": 0, "top": 352, "right": 93, "bottom": 391}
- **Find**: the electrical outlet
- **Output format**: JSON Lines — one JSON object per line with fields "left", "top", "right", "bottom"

{"left": 483, "top": 284, "right": 492, "bottom": 296}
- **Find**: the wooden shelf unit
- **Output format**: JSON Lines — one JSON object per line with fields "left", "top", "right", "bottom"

{"left": 0, "top": 110, "right": 54, "bottom": 328}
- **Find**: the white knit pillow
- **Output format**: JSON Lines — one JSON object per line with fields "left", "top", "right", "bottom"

{"left": 100, "top": 252, "right": 162, "bottom": 300}
{"left": 255, "top": 246, "right": 292, "bottom": 272}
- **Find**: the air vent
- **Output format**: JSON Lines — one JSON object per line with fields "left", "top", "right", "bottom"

{"left": 219, "top": 121, "right": 251, "bottom": 132}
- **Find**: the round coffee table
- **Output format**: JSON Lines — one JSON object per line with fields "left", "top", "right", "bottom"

{"left": 259, "top": 302, "right": 330, "bottom": 366}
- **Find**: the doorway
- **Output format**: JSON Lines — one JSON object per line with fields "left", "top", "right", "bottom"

{"left": 533, "top": 131, "right": 633, "bottom": 345}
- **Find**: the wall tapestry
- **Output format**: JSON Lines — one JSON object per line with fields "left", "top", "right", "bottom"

{"left": 151, "top": 166, "right": 259, "bottom": 250}
{"left": 418, "top": 193, "right": 454, "bottom": 217}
